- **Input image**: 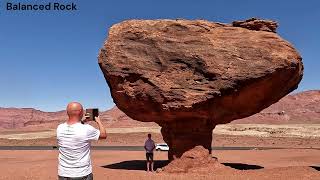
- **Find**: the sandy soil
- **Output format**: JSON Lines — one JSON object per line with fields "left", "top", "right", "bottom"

{"left": 1, "top": 124, "right": 320, "bottom": 148}
{"left": 0, "top": 149, "right": 319, "bottom": 180}
{"left": 1, "top": 124, "right": 320, "bottom": 179}
{"left": 215, "top": 124, "right": 320, "bottom": 138}
{"left": 1, "top": 133, "right": 320, "bottom": 149}
{"left": 2, "top": 124, "right": 320, "bottom": 140}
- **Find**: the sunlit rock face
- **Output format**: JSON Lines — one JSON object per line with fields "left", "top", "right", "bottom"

{"left": 98, "top": 18, "right": 303, "bottom": 160}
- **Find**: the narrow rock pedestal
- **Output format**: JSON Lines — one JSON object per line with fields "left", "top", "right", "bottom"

{"left": 160, "top": 120, "right": 215, "bottom": 161}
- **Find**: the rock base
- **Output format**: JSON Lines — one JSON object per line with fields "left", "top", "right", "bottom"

{"left": 160, "top": 120, "right": 215, "bottom": 161}
{"left": 159, "top": 146, "right": 230, "bottom": 173}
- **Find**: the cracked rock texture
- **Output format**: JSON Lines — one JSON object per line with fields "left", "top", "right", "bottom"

{"left": 98, "top": 18, "right": 303, "bottom": 160}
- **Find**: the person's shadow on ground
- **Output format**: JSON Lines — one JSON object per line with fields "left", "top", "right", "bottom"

{"left": 102, "top": 160, "right": 264, "bottom": 171}
{"left": 310, "top": 166, "right": 320, "bottom": 171}
{"left": 222, "top": 163, "right": 264, "bottom": 170}
{"left": 102, "top": 160, "right": 169, "bottom": 170}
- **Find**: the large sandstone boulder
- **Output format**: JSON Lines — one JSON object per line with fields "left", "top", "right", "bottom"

{"left": 98, "top": 18, "right": 303, "bottom": 160}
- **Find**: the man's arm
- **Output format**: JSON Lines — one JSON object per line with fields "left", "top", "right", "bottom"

{"left": 152, "top": 141, "right": 156, "bottom": 151}
{"left": 144, "top": 141, "right": 147, "bottom": 151}
{"left": 95, "top": 116, "right": 107, "bottom": 139}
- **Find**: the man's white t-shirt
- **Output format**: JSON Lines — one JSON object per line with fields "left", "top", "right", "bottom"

{"left": 57, "top": 122, "right": 100, "bottom": 177}
{"left": 144, "top": 139, "right": 155, "bottom": 153}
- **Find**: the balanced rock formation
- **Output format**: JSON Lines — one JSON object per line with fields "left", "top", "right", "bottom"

{"left": 98, "top": 18, "right": 303, "bottom": 160}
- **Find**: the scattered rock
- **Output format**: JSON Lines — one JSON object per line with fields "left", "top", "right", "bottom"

{"left": 232, "top": 17, "right": 278, "bottom": 33}
{"left": 155, "top": 168, "right": 163, "bottom": 173}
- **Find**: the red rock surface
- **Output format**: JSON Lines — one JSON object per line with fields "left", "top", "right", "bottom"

{"left": 98, "top": 18, "right": 303, "bottom": 160}
{"left": 232, "top": 18, "right": 278, "bottom": 33}
{"left": 161, "top": 146, "right": 229, "bottom": 173}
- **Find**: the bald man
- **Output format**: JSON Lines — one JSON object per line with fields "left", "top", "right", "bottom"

{"left": 57, "top": 102, "right": 107, "bottom": 180}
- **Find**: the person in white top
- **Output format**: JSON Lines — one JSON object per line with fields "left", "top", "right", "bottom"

{"left": 144, "top": 133, "right": 155, "bottom": 172}
{"left": 57, "top": 102, "right": 107, "bottom": 180}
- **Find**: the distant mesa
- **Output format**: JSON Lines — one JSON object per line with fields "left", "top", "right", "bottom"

{"left": 2, "top": 91, "right": 320, "bottom": 131}
{"left": 0, "top": 106, "right": 156, "bottom": 130}
{"left": 1, "top": 91, "right": 320, "bottom": 130}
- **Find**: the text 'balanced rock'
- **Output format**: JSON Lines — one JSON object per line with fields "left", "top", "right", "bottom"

{"left": 98, "top": 18, "right": 303, "bottom": 160}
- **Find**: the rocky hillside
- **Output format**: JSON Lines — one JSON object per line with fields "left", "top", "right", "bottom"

{"left": 0, "top": 108, "right": 66, "bottom": 129}
{"left": 0, "top": 90, "right": 319, "bottom": 129}
{"left": 0, "top": 106, "right": 156, "bottom": 130}
{"left": 232, "top": 90, "right": 320, "bottom": 124}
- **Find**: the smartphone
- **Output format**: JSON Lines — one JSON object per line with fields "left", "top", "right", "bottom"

{"left": 85, "top": 108, "right": 99, "bottom": 121}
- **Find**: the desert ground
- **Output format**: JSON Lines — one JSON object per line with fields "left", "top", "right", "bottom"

{"left": 0, "top": 149, "right": 319, "bottom": 180}
{"left": 0, "top": 124, "right": 320, "bottom": 179}
{"left": 0, "top": 91, "right": 319, "bottom": 179}
{"left": 1, "top": 124, "right": 320, "bottom": 148}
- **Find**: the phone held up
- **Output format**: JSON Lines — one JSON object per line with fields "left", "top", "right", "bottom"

{"left": 81, "top": 108, "right": 99, "bottom": 124}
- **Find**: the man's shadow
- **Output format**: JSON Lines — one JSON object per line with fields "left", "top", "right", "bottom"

{"left": 102, "top": 160, "right": 264, "bottom": 171}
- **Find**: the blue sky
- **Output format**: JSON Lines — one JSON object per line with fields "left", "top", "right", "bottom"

{"left": 0, "top": 0, "right": 319, "bottom": 112}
